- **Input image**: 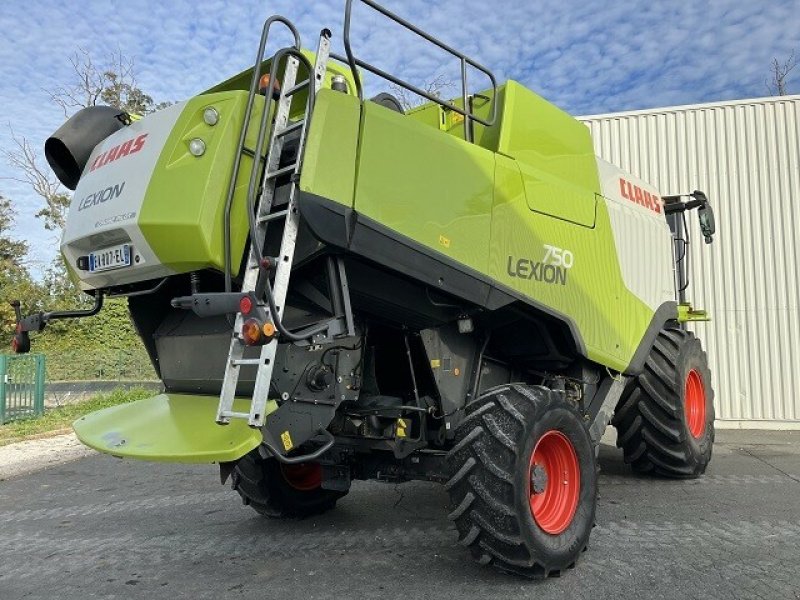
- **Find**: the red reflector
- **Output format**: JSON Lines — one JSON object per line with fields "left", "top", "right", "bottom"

{"left": 11, "top": 338, "right": 18, "bottom": 352}
{"left": 239, "top": 296, "right": 253, "bottom": 315}
{"left": 241, "top": 318, "right": 264, "bottom": 346}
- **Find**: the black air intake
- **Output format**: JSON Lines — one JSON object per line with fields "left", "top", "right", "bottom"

{"left": 44, "top": 106, "right": 128, "bottom": 190}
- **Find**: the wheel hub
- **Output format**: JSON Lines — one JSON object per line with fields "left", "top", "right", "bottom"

{"left": 280, "top": 462, "right": 322, "bottom": 491}
{"left": 528, "top": 430, "right": 581, "bottom": 535}
{"left": 530, "top": 464, "right": 548, "bottom": 494}
{"left": 685, "top": 369, "right": 706, "bottom": 439}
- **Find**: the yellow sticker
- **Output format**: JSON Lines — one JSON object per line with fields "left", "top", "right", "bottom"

{"left": 430, "top": 359, "right": 441, "bottom": 369}
{"left": 438, "top": 235, "right": 451, "bottom": 249}
{"left": 396, "top": 418, "right": 408, "bottom": 438}
{"left": 280, "top": 430, "right": 294, "bottom": 452}
{"left": 451, "top": 112, "right": 465, "bottom": 125}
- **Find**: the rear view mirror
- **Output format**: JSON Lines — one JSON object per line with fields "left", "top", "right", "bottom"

{"left": 692, "top": 191, "right": 715, "bottom": 244}
{"left": 698, "top": 205, "right": 715, "bottom": 244}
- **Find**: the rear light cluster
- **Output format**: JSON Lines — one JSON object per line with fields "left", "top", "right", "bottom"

{"left": 11, "top": 323, "right": 31, "bottom": 354}
{"left": 239, "top": 294, "right": 276, "bottom": 346}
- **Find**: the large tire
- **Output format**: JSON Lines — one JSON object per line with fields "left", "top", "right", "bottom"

{"left": 231, "top": 451, "right": 347, "bottom": 518}
{"left": 613, "top": 327, "right": 714, "bottom": 478}
{"left": 445, "top": 384, "right": 597, "bottom": 578}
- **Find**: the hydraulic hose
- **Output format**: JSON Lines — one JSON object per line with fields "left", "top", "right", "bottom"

{"left": 264, "top": 278, "right": 328, "bottom": 342}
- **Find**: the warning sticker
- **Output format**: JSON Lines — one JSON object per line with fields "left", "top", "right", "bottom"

{"left": 396, "top": 418, "right": 408, "bottom": 438}
{"left": 281, "top": 430, "right": 294, "bottom": 452}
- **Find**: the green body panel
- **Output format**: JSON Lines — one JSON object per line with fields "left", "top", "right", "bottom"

{"left": 498, "top": 82, "right": 599, "bottom": 228}
{"left": 490, "top": 155, "right": 652, "bottom": 370}
{"left": 139, "top": 56, "right": 359, "bottom": 277}
{"left": 300, "top": 89, "right": 361, "bottom": 206}
{"left": 206, "top": 51, "right": 358, "bottom": 121}
{"left": 73, "top": 394, "right": 270, "bottom": 462}
{"left": 139, "top": 91, "right": 265, "bottom": 275}
{"left": 300, "top": 83, "right": 657, "bottom": 371}
{"left": 353, "top": 101, "right": 496, "bottom": 275}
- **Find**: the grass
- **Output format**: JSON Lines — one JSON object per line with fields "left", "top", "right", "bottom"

{"left": 0, "top": 388, "right": 154, "bottom": 447}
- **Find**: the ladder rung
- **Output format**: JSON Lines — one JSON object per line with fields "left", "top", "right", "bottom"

{"left": 275, "top": 119, "right": 305, "bottom": 138}
{"left": 220, "top": 411, "right": 250, "bottom": 420}
{"left": 231, "top": 358, "right": 263, "bottom": 367}
{"left": 258, "top": 209, "right": 289, "bottom": 224}
{"left": 264, "top": 164, "right": 297, "bottom": 180}
{"left": 284, "top": 80, "right": 310, "bottom": 97}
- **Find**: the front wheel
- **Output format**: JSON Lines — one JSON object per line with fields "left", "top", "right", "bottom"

{"left": 445, "top": 384, "right": 597, "bottom": 578}
{"left": 613, "top": 327, "right": 714, "bottom": 478}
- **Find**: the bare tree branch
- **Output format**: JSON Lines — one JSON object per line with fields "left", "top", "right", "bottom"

{"left": 1, "top": 127, "right": 69, "bottom": 231}
{"left": 766, "top": 50, "right": 798, "bottom": 96}
{"left": 389, "top": 74, "right": 456, "bottom": 110}
{"left": 45, "top": 47, "right": 170, "bottom": 117}
{"left": 7, "top": 47, "right": 173, "bottom": 236}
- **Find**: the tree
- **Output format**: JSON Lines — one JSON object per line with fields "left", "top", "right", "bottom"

{"left": 2, "top": 47, "right": 171, "bottom": 234}
{"left": 0, "top": 194, "right": 40, "bottom": 328}
{"left": 766, "top": 50, "right": 797, "bottom": 96}
{"left": 47, "top": 47, "right": 172, "bottom": 118}
{"left": 3, "top": 129, "right": 70, "bottom": 231}
{"left": 389, "top": 74, "right": 455, "bottom": 111}
{"left": 0, "top": 194, "right": 28, "bottom": 266}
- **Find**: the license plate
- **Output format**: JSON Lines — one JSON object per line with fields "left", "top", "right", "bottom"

{"left": 89, "top": 243, "right": 132, "bottom": 273}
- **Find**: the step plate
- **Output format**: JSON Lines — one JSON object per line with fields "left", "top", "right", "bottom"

{"left": 73, "top": 394, "right": 271, "bottom": 463}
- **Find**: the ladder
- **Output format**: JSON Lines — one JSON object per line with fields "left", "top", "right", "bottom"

{"left": 216, "top": 33, "right": 331, "bottom": 427}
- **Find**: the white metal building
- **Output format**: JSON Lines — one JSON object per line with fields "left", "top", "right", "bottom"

{"left": 580, "top": 95, "right": 800, "bottom": 429}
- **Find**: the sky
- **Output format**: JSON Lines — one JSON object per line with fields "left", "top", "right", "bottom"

{"left": 1, "top": 0, "right": 798, "bottom": 277}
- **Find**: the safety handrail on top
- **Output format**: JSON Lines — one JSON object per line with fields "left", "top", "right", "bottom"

{"left": 331, "top": 0, "right": 498, "bottom": 143}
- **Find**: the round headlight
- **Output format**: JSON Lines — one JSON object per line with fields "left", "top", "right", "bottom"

{"left": 189, "top": 138, "right": 206, "bottom": 157}
{"left": 203, "top": 107, "right": 219, "bottom": 126}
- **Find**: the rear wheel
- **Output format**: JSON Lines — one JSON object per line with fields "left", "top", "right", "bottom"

{"left": 446, "top": 384, "right": 597, "bottom": 578}
{"left": 613, "top": 327, "right": 714, "bottom": 478}
{"left": 232, "top": 451, "right": 348, "bottom": 518}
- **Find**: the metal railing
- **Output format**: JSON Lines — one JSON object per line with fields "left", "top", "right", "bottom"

{"left": 333, "top": 0, "right": 499, "bottom": 142}
{"left": 221, "top": 1, "right": 500, "bottom": 289}
{"left": 222, "top": 16, "right": 304, "bottom": 292}
{"left": 0, "top": 354, "right": 45, "bottom": 424}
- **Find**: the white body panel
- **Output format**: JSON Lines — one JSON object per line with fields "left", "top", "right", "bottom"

{"left": 596, "top": 158, "right": 675, "bottom": 311}
{"left": 581, "top": 94, "right": 800, "bottom": 426}
{"left": 61, "top": 102, "right": 186, "bottom": 290}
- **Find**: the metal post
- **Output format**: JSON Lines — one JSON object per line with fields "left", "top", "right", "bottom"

{"left": 35, "top": 354, "right": 45, "bottom": 418}
{"left": 0, "top": 354, "right": 7, "bottom": 424}
{"left": 461, "top": 58, "right": 471, "bottom": 143}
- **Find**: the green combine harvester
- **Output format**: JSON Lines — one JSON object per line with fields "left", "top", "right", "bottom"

{"left": 11, "top": 0, "right": 717, "bottom": 578}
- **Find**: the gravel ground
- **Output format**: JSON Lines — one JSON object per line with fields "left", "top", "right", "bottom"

{"left": 0, "top": 433, "right": 95, "bottom": 480}
{"left": 0, "top": 430, "right": 798, "bottom": 600}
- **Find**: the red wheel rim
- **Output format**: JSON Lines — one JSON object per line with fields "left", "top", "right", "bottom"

{"left": 528, "top": 430, "right": 580, "bottom": 535}
{"left": 685, "top": 369, "right": 706, "bottom": 439}
{"left": 280, "top": 462, "right": 322, "bottom": 491}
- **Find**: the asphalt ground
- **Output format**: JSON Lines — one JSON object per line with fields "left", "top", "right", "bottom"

{"left": 1, "top": 430, "right": 799, "bottom": 600}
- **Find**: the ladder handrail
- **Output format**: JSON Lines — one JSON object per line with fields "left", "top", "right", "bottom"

{"left": 223, "top": 16, "right": 302, "bottom": 293}
{"left": 336, "top": 0, "right": 498, "bottom": 143}
{"left": 244, "top": 47, "right": 314, "bottom": 270}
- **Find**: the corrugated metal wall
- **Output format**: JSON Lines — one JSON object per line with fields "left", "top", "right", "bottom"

{"left": 580, "top": 96, "right": 800, "bottom": 427}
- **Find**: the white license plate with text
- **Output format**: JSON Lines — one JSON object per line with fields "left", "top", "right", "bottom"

{"left": 89, "top": 243, "right": 132, "bottom": 273}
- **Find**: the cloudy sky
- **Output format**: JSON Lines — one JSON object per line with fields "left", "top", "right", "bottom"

{"left": 1, "top": 0, "right": 798, "bottom": 276}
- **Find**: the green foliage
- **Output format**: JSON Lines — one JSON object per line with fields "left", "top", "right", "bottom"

{"left": 0, "top": 195, "right": 28, "bottom": 264}
{"left": 3, "top": 255, "right": 156, "bottom": 381}
{"left": 0, "top": 387, "right": 152, "bottom": 446}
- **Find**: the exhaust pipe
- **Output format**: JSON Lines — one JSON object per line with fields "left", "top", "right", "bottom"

{"left": 44, "top": 106, "right": 129, "bottom": 190}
